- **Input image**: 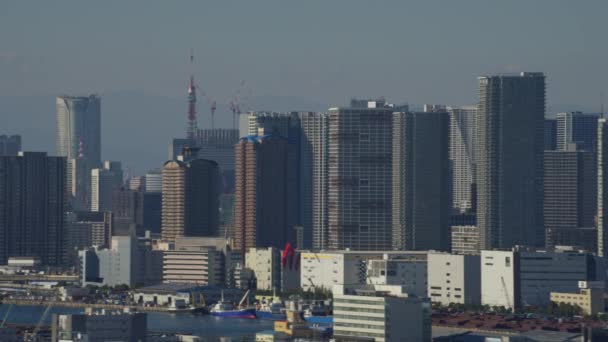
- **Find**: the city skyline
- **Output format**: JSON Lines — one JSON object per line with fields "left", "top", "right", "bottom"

{"left": 2, "top": 2, "right": 608, "bottom": 173}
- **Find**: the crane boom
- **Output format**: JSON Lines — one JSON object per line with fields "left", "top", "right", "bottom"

{"left": 33, "top": 304, "right": 52, "bottom": 336}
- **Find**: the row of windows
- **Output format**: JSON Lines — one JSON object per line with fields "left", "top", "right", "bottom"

{"left": 335, "top": 314, "right": 386, "bottom": 322}
{"left": 334, "top": 306, "right": 385, "bottom": 314}
{"left": 336, "top": 299, "right": 385, "bottom": 306}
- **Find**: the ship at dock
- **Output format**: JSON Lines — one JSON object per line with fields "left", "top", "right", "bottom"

{"left": 209, "top": 290, "right": 256, "bottom": 319}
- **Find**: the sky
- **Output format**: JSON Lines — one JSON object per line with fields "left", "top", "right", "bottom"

{"left": 1, "top": 1, "right": 607, "bottom": 171}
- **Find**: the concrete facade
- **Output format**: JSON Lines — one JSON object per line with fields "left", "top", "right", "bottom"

{"left": 328, "top": 99, "right": 395, "bottom": 251}
{"left": 451, "top": 225, "right": 480, "bottom": 255}
{"left": 51, "top": 310, "right": 146, "bottom": 342}
{"left": 333, "top": 284, "right": 431, "bottom": 342}
{"left": 234, "top": 135, "right": 297, "bottom": 255}
{"left": 245, "top": 247, "right": 300, "bottom": 292}
{"left": 550, "top": 281, "right": 604, "bottom": 316}
{"left": 366, "top": 253, "right": 427, "bottom": 298}
{"left": 481, "top": 248, "right": 600, "bottom": 310}
{"left": 79, "top": 236, "right": 162, "bottom": 287}
{"left": 300, "top": 251, "right": 424, "bottom": 293}
{"left": 428, "top": 252, "right": 481, "bottom": 306}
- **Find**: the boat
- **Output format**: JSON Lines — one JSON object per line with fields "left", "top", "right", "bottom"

{"left": 210, "top": 290, "right": 256, "bottom": 319}
{"left": 256, "top": 301, "right": 286, "bottom": 321}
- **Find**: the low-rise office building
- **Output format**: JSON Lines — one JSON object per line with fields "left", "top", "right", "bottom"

{"left": 300, "top": 251, "right": 426, "bottom": 292}
{"left": 333, "top": 284, "right": 431, "bottom": 342}
{"left": 428, "top": 252, "right": 481, "bottom": 306}
{"left": 245, "top": 247, "right": 300, "bottom": 292}
{"left": 161, "top": 237, "right": 240, "bottom": 287}
{"left": 51, "top": 308, "right": 146, "bottom": 342}
{"left": 481, "top": 247, "right": 603, "bottom": 310}
{"left": 550, "top": 281, "right": 605, "bottom": 315}
{"left": 79, "top": 235, "right": 163, "bottom": 287}
{"left": 366, "top": 253, "right": 427, "bottom": 298}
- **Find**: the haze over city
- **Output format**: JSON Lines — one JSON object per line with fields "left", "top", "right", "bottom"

{"left": 3, "top": 2, "right": 608, "bottom": 341}
{"left": 2, "top": 1, "right": 607, "bottom": 172}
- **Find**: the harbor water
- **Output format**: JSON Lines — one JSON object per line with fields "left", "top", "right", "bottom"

{"left": 0, "top": 304, "right": 274, "bottom": 340}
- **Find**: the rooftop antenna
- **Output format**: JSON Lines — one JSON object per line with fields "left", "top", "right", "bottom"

{"left": 601, "top": 92, "right": 605, "bottom": 119}
{"left": 187, "top": 49, "right": 198, "bottom": 140}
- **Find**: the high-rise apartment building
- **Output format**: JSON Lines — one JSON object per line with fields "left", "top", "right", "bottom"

{"left": 57, "top": 95, "right": 101, "bottom": 211}
{"left": 233, "top": 135, "right": 297, "bottom": 255}
{"left": 448, "top": 106, "right": 477, "bottom": 213}
{"left": 161, "top": 157, "right": 220, "bottom": 242}
{"left": 328, "top": 99, "right": 394, "bottom": 251}
{"left": 111, "top": 187, "right": 144, "bottom": 236}
{"left": 597, "top": 119, "right": 608, "bottom": 256}
{"left": 545, "top": 118, "right": 557, "bottom": 151}
{"left": 544, "top": 149, "right": 596, "bottom": 251}
{"left": 91, "top": 161, "right": 123, "bottom": 212}
{"left": 144, "top": 170, "right": 162, "bottom": 193}
{"left": 186, "top": 159, "right": 220, "bottom": 236}
{"left": 392, "top": 110, "right": 450, "bottom": 251}
{"left": 300, "top": 112, "right": 329, "bottom": 250}
{"left": 0, "top": 152, "right": 66, "bottom": 265}
{"left": 476, "top": 72, "right": 545, "bottom": 250}
{"left": 161, "top": 160, "right": 186, "bottom": 241}
{"left": 195, "top": 128, "right": 240, "bottom": 193}
{"left": 0, "top": 135, "right": 21, "bottom": 156}
{"left": 556, "top": 112, "right": 599, "bottom": 152}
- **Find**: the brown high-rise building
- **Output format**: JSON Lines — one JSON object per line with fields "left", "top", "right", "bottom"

{"left": 161, "top": 157, "right": 220, "bottom": 242}
{"left": 162, "top": 160, "right": 187, "bottom": 241}
{"left": 233, "top": 135, "right": 297, "bottom": 255}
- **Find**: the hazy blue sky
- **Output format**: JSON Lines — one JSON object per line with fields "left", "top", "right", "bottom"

{"left": 2, "top": 1, "right": 608, "bottom": 172}
{"left": 2, "top": 1, "right": 607, "bottom": 107}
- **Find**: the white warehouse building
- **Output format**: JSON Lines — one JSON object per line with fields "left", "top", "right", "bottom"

{"left": 300, "top": 251, "right": 426, "bottom": 292}
{"left": 427, "top": 252, "right": 481, "bottom": 306}
{"left": 366, "top": 253, "right": 428, "bottom": 298}
{"left": 481, "top": 247, "right": 604, "bottom": 310}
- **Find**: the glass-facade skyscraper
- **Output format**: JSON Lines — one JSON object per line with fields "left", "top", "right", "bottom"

{"left": 56, "top": 95, "right": 101, "bottom": 210}
{"left": 476, "top": 72, "right": 545, "bottom": 250}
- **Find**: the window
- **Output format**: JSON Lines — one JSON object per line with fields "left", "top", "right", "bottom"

{"left": 359, "top": 179, "right": 369, "bottom": 186}
{"left": 359, "top": 133, "right": 370, "bottom": 142}
{"left": 505, "top": 257, "right": 511, "bottom": 267}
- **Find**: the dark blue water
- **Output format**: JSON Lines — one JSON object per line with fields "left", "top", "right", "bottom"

{"left": 0, "top": 305, "right": 273, "bottom": 340}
